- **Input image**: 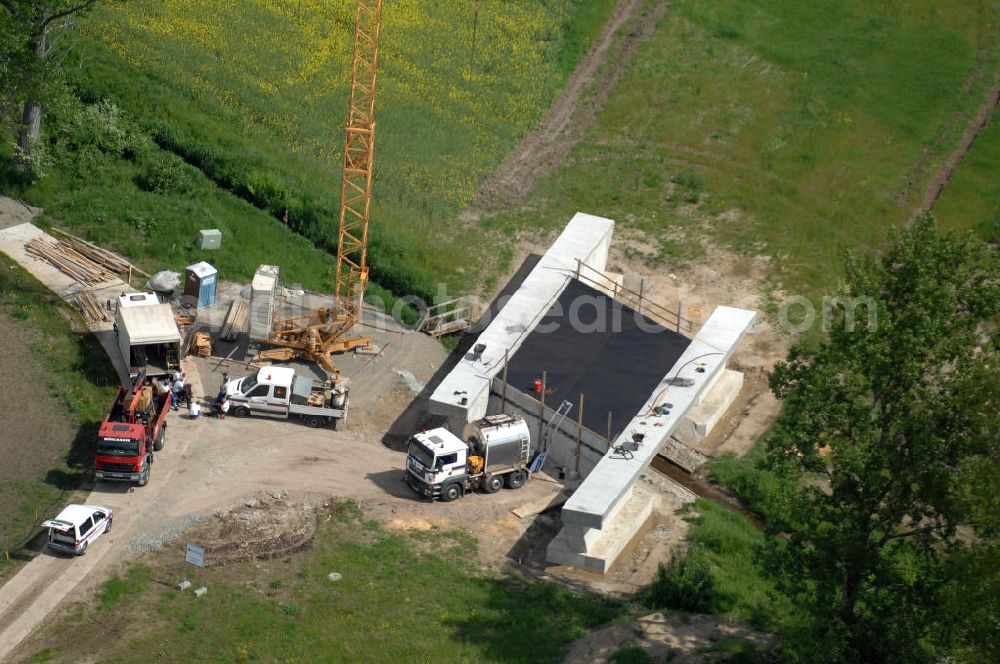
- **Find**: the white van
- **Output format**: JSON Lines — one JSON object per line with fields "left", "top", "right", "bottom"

{"left": 42, "top": 504, "right": 114, "bottom": 556}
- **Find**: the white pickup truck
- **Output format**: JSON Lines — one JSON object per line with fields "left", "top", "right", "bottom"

{"left": 225, "top": 367, "right": 348, "bottom": 429}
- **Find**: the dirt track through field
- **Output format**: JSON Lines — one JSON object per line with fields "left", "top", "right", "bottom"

{"left": 478, "top": 0, "right": 670, "bottom": 209}
{"left": 912, "top": 66, "right": 1000, "bottom": 223}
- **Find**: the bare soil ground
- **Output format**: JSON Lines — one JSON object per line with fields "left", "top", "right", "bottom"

{"left": 478, "top": 0, "right": 670, "bottom": 209}
{"left": 0, "top": 323, "right": 574, "bottom": 661}
{"left": 563, "top": 611, "right": 772, "bottom": 663}
{"left": 0, "top": 311, "right": 79, "bottom": 554}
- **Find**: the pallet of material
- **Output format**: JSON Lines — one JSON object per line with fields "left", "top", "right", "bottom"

{"left": 189, "top": 331, "right": 212, "bottom": 358}
{"left": 24, "top": 238, "right": 117, "bottom": 285}
{"left": 219, "top": 298, "right": 248, "bottom": 341}
{"left": 72, "top": 291, "right": 109, "bottom": 325}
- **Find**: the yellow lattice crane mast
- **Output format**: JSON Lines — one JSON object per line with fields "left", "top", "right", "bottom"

{"left": 258, "top": 0, "right": 382, "bottom": 379}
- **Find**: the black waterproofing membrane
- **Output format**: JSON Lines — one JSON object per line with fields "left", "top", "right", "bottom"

{"left": 504, "top": 279, "right": 691, "bottom": 437}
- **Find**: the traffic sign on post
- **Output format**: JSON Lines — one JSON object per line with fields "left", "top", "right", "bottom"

{"left": 185, "top": 543, "right": 205, "bottom": 568}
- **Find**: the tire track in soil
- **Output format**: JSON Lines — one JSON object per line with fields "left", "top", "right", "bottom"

{"left": 911, "top": 67, "right": 1000, "bottom": 224}
{"left": 477, "top": 0, "right": 670, "bottom": 210}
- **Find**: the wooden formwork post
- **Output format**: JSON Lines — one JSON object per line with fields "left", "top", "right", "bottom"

{"left": 606, "top": 410, "right": 613, "bottom": 452}
{"left": 500, "top": 348, "right": 509, "bottom": 414}
{"left": 676, "top": 300, "right": 682, "bottom": 332}
{"left": 637, "top": 279, "right": 644, "bottom": 316}
{"left": 537, "top": 371, "right": 548, "bottom": 452}
{"left": 575, "top": 392, "right": 584, "bottom": 477}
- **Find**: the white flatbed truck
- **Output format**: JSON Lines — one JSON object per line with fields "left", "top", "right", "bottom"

{"left": 226, "top": 367, "right": 348, "bottom": 428}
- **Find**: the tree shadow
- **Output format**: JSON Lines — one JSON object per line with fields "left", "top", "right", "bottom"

{"left": 444, "top": 574, "right": 622, "bottom": 663}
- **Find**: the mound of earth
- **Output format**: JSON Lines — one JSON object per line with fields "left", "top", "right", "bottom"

{"left": 197, "top": 492, "right": 323, "bottom": 565}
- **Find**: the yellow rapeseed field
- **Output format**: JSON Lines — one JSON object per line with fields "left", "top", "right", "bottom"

{"left": 88, "top": 0, "right": 578, "bottom": 210}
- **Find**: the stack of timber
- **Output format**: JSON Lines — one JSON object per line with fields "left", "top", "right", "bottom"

{"left": 57, "top": 236, "right": 130, "bottom": 274}
{"left": 190, "top": 331, "right": 212, "bottom": 358}
{"left": 220, "top": 298, "right": 248, "bottom": 341}
{"left": 72, "top": 291, "right": 108, "bottom": 325}
{"left": 24, "top": 238, "right": 116, "bottom": 285}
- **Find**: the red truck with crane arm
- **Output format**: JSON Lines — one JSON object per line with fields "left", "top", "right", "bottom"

{"left": 94, "top": 372, "right": 170, "bottom": 486}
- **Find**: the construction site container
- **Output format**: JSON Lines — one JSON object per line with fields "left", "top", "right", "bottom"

{"left": 184, "top": 261, "right": 218, "bottom": 309}
{"left": 249, "top": 264, "right": 280, "bottom": 341}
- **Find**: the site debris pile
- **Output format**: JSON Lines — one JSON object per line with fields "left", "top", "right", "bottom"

{"left": 190, "top": 331, "right": 213, "bottom": 358}
{"left": 196, "top": 493, "right": 321, "bottom": 565}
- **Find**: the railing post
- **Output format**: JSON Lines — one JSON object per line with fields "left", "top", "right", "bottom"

{"left": 676, "top": 300, "right": 682, "bottom": 332}
{"left": 575, "top": 392, "right": 584, "bottom": 478}
{"left": 606, "top": 410, "right": 613, "bottom": 452}
{"left": 575, "top": 258, "right": 581, "bottom": 280}
{"left": 500, "top": 348, "right": 509, "bottom": 414}
{"left": 538, "top": 371, "right": 547, "bottom": 453}
{"left": 637, "top": 279, "right": 644, "bottom": 316}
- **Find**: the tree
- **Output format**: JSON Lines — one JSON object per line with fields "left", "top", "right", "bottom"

{"left": 0, "top": 0, "right": 100, "bottom": 172}
{"left": 764, "top": 215, "right": 999, "bottom": 662}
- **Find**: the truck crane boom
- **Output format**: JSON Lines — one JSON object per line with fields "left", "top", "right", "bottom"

{"left": 258, "top": 0, "right": 382, "bottom": 379}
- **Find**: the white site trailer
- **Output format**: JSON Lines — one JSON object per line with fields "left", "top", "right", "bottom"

{"left": 114, "top": 292, "right": 182, "bottom": 379}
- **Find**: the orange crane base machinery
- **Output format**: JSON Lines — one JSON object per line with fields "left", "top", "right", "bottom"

{"left": 256, "top": 0, "right": 382, "bottom": 380}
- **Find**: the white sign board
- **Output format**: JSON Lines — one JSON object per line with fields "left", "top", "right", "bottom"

{"left": 185, "top": 543, "right": 206, "bottom": 568}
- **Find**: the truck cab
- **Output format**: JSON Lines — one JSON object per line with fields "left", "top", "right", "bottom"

{"left": 406, "top": 429, "right": 471, "bottom": 500}
{"left": 226, "top": 368, "right": 347, "bottom": 428}
{"left": 405, "top": 414, "right": 531, "bottom": 501}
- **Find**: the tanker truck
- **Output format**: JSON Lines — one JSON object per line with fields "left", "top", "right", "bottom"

{"left": 405, "top": 414, "right": 532, "bottom": 501}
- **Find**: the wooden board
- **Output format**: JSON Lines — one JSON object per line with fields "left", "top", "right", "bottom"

{"left": 511, "top": 488, "right": 570, "bottom": 519}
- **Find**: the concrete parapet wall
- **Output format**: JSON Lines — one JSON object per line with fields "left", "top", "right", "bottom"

{"left": 550, "top": 305, "right": 756, "bottom": 571}
{"left": 429, "top": 212, "right": 615, "bottom": 427}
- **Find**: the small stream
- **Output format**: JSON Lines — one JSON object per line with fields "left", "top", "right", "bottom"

{"left": 650, "top": 455, "right": 765, "bottom": 530}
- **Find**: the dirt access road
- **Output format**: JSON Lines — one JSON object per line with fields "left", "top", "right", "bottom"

{"left": 0, "top": 332, "right": 569, "bottom": 662}
{"left": 478, "top": 0, "right": 669, "bottom": 209}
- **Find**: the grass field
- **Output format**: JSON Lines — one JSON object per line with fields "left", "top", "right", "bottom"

{"left": 20, "top": 503, "right": 623, "bottom": 664}
{"left": 483, "top": 0, "right": 1000, "bottom": 297}
{"left": 933, "top": 112, "right": 1000, "bottom": 242}
{"left": 1, "top": 0, "right": 615, "bottom": 304}
{"left": 0, "top": 257, "right": 116, "bottom": 574}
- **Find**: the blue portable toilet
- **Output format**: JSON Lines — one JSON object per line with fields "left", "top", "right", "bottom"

{"left": 184, "top": 261, "right": 218, "bottom": 309}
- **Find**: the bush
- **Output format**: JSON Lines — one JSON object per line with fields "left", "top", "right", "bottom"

{"left": 136, "top": 156, "right": 195, "bottom": 194}
{"left": 609, "top": 645, "right": 653, "bottom": 664}
{"left": 644, "top": 549, "right": 716, "bottom": 613}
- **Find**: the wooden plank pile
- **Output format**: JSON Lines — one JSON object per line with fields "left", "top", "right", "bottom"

{"left": 190, "top": 331, "right": 212, "bottom": 358}
{"left": 25, "top": 237, "right": 117, "bottom": 285}
{"left": 72, "top": 291, "right": 109, "bottom": 325}
{"left": 57, "top": 236, "right": 131, "bottom": 275}
{"left": 220, "top": 298, "right": 248, "bottom": 341}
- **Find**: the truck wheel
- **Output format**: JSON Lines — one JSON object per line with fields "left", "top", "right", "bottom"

{"left": 233, "top": 406, "right": 251, "bottom": 418}
{"left": 506, "top": 470, "right": 526, "bottom": 490}
{"left": 105, "top": 518, "right": 112, "bottom": 534}
{"left": 441, "top": 483, "right": 461, "bottom": 502}
{"left": 483, "top": 474, "right": 503, "bottom": 494}
{"left": 153, "top": 428, "right": 165, "bottom": 451}
{"left": 331, "top": 417, "right": 338, "bottom": 431}
{"left": 304, "top": 415, "right": 324, "bottom": 428}
{"left": 138, "top": 466, "right": 150, "bottom": 487}
{"left": 77, "top": 541, "right": 88, "bottom": 557}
